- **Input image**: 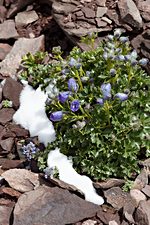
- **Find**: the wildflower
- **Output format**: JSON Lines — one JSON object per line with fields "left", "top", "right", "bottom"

{"left": 114, "top": 29, "right": 122, "bottom": 38}
{"left": 117, "top": 55, "right": 125, "bottom": 61}
{"left": 139, "top": 58, "right": 149, "bottom": 66}
{"left": 68, "top": 78, "right": 78, "bottom": 92}
{"left": 58, "top": 91, "right": 70, "bottom": 103}
{"left": 86, "top": 71, "right": 91, "bottom": 76}
{"left": 50, "top": 111, "right": 63, "bottom": 121}
{"left": 107, "top": 34, "right": 114, "bottom": 41}
{"left": 131, "top": 59, "right": 137, "bottom": 66}
{"left": 70, "top": 100, "right": 80, "bottom": 112}
{"left": 103, "top": 52, "right": 108, "bottom": 60}
{"left": 76, "top": 120, "right": 86, "bottom": 129}
{"left": 124, "top": 55, "right": 131, "bottom": 61}
{"left": 101, "top": 83, "right": 111, "bottom": 100}
{"left": 115, "top": 48, "right": 122, "bottom": 54}
{"left": 115, "top": 93, "right": 128, "bottom": 101}
{"left": 81, "top": 76, "right": 89, "bottom": 83}
{"left": 130, "top": 50, "right": 137, "bottom": 59}
{"left": 61, "top": 68, "right": 70, "bottom": 75}
{"left": 96, "top": 98, "right": 104, "bottom": 106}
{"left": 22, "top": 142, "right": 38, "bottom": 160}
{"left": 76, "top": 63, "right": 82, "bottom": 69}
{"left": 68, "top": 57, "right": 77, "bottom": 67}
{"left": 110, "top": 68, "right": 116, "bottom": 76}
{"left": 119, "top": 36, "right": 129, "bottom": 43}
{"left": 107, "top": 42, "right": 115, "bottom": 49}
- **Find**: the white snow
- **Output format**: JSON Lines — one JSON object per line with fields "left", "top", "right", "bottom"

{"left": 13, "top": 83, "right": 104, "bottom": 205}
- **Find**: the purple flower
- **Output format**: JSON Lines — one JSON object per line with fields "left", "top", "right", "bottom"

{"left": 110, "top": 68, "right": 116, "bottom": 76}
{"left": 70, "top": 100, "right": 80, "bottom": 112}
{"left": 124, "top": 55, "right": 131, "bottom": 61}
{"left": 68, "top": 78, "right": 78, "bottom": 92}
{"left": 58, "top": 91, "right": 70, "bottom": 103}
{"left": 119, "top": 36, "right": 129, "bottom": 43}
{"left": 139, "top": 58, "right": 149, "bottom": 66}
{"left": 114, "top": 29, "right": 122, "bottom": 38}
{"left": 68, "top": 57, "right": 77, "bottom": 67}
{"left": 50, "top": 111, "right": 63, "bottom": 121}
{"left": 101, "top": 83, "right": 111, "bottom": 100}
{"left": 117, "top": 55, "right": 125, "bottom": 61}
{"left": 115, "top": 93, "right": 128, "bottom": 101}
{"left": 22, "top": 142, "right": 38, "bottom": 160}
{"left": 86, "top": 71, "right": 91, "bottom": 76}
{"left": 96, "top": 98, "right": 104, "bottom": 106}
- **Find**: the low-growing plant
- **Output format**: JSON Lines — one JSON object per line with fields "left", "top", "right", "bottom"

{"left": 21, "top": 29, "right": 150, "bottom": 181}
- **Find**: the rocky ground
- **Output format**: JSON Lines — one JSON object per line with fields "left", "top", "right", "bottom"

{"left": 0, "top": 0, "right": 150, "bottom": 224}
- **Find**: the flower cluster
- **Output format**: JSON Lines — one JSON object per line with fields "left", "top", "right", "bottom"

{"left": 22, "top": 142, "right": 39, "bottom": 160}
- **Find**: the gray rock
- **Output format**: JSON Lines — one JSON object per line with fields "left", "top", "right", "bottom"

{"left": 95, "top": 18, "right": 107, "bottom": 27}
{"left": 0, "top": 5, "right": 7, "bottom": 22}
{"left": 132, "top": 168, "right": 149, "bottom": 190}
{"left": 0, "top": 108, "right": 15, "bottom": 125}
{"left": 138, "top": 1, "right": 150, "bottom": 22}
{"left": 0, "top": 205, "right": 14, "bottom": 225}
{"left": 142, "top": 185, "right": 150, "bottom": 198}
{"left": 118, "top": 0, "right": 143, "bottom": 28}
{"left": 0, "top": 35, "right": 44, "bottom": 78}
{"left": 94, "top": 178, "right": 125, "bottom": 190}
{"left": 0, "top": 0, "right": 4, "bottom": 5}
{"left": 1, "top": 169, "right": 40, "bottom": 192}
{"left": 104, "top": 187, "right": 129, "bottom": 210}
{"left": 2, "top": 78, "right": 23, "bottom": 109}
{"left": 0, "top": 86, "right": 2, "bottom": 103}
{"left": 82, "top": 219, "right": 97, "bottom": 225}
{"left": 0, "top": 137, "right": 14, "bottom": 154}
{"left": 135, "top": 200, "right": 150, "bottom": 225}
{"left": 96, "top": 7, "right": 107, "bottom": 18}
{"left": 13, "top": 186, "right": 99, "bottom": 225}
{"left": 0, "top": 43, "right": 12, "bottom": 61}
{"left": 95, "top": 0, "right": 106, "bottom": 7}
{"left": 130, "top": 189, "right": 147, "bottom": 207}
{"left": 82, "top": 7, "right": 95, "bottom": 18}
{"left": 97, "top": 206, "right": 120, "bottom": 224}
{"left": 52, "top": 1, "right": 76, "bottom": 14}
{"left": 0, "top": 20, "right": 19, "bottom": 40}
{"left": 15, "top": 10, "right": 39, "bottom": 26}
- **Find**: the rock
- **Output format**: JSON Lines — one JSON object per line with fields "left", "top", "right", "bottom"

{"left": 0, "top": 108, "right": 15, "bottom": 125}
{"left": 118, "top": 0, "right": 143, "bottom": 28}
{"left": 2, "top": 78, "right": 23, "bottom": 109}
{"left": 104, "top": 187, "right": 129, "bottom": 210}
{"left": 0, "top": 0, "right": 4, "bottom": 5}
{"left": 131, "top": 34, "right": 143, "bottom": 53}
{"left": 95, "top": 0, "right": 106, "bottom": 7}
{"left": 1, "top": 187, "right": 21, "bottom": 198}
{"left": 109, "top": 221, "right": 119, "bottom": 225}
{"left": 0, "top": 20, "right": 19, "bottom": 40}
{"left": 101, "top": 17, "right": 112, "bottom": 24}
{"left": 0, "top": 86, "right": 2, "bottom": 102}
{"left": 13, "top": 186, "right": 99, "bottom": 225}
{"left": 96, "top": 7, "right": 107, "bottom": 18}
{"left": 0, "top": 137, "right": 14, "bottom": 154}
{"left": 82, "top": 219, "right": 97, "bottom": 225}
{"left": 107, "top": 9, "right": 120, "bottom": 25}
{"left": 82, "top": 7, "right": 95, "bottom": 18}
{"left": 130, "top": 189, "right": 147, "bottom": 207}
{"left": 0, "top": 35, "right": 44, "bottom": 78}
{"left": 0, "top": 159, "right": 24, "bottom": 170}
{"left": 0, "top": 205, "right": 14, "bottom": 225}
{"left": 132, "top": 169, "right": 149, "bottom": 190}
{"left": 1, "top": 169, "right": 40, "bottom": 192}
{"left": 94, "top": 178, "right": 125, "bottom": 190}
{"left": 15, "top": 10, "right": 39, "bottom": 27}
{"left": 52, "top": 1, "right": 76, "bottom": 14}
{"left": 95, "top": 18, "right": 107, "bottom": 27}
{"left": 123, "top": 199, "right": 136, "bottom": 224}
{"left": 0, "top": 5, "right": 7, "bottom": 22}
{"left": 0, "top": 43, "right": 12, "bottom": 61}
{"left": 138, "top": 1, "right": 150, "bottom": 22}
{"left": 7, "top": 123, "right": 29, "bottom": 137}
{"left": 142, "top": 185, "right": 150, "bottom": 198}
{"left": 135, "top": 200, "right": 150, "bottom": 225}
{"left": 97, "top": 206, "right": 120, "bottom": 224}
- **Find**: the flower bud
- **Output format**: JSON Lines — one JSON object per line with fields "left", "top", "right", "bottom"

{"left": 101, "top": 83, "right": 111, "bottom": 100}
{"left": 68, "top": 78, "right": 78, "bottom": 92}
{"left": 119, "top": 36, "right": 129, "bottom": 43}
{"left": 96, "top": 98, "right": 104, "bottom": 106}
{"left": 68, "top": 57, "right": 77, "bottom": 67}
{"left": 115, "top": 93, "right": 128, "bottom": 101}
{"left": 50, "top": 111, "right": 63, "bottom": 121}
{"left": 70, "top": 100, "right": 80, "bottom": 112}
{"left": 58, "top": 91, "right": 70, "bottom": 103}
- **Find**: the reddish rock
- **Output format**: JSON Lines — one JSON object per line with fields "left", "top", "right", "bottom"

{"left": 130, "top": 189, "right": 146, "bottom": 207}
{"left": 0, "top": 20, "right": 19, "bottom": 40}
{"left": 0, "top": 137, "right": 14, "bottom": 154}
{"left": 0, "top": 205, "right": 14, "bottom": 225}
{"left": 0, "top": 86, "right": 2, "bottom": 102}
{"left": 142, "top": 185, "right": 150, "bottom": 198}
{"left": 82, "top": 7, "right": 95, "bottom": 19}
{"left": 95, "top": 18, "right": 107, "bottom": 27}
{"left": 15, "top": 10, "right": 39, "bottom": 27}
{"left": 94, "top": 178, "right": 125, "bottom": 190}
{"left": 138, "top": 1, "right": 150, "bottom": 22}
{"left": 13, "top": 186, "right": 99, "bottom": 225}
{"left": 123, "top": 199, "right": 136, "bottom": 224}
{"left": 0, "top": 5, "right": 7, "bottom": 22}
{"left": 118, "top": 0, "right": 143, "bottom": 28}
{"left": 0, "top": 43, "right": 12, "bottom": 61}
{"left": 2, "top": 187, "right": 21, "bottom": 198}
{"left": 2, "top": 78, "right": 23, "bottom": 109}
{"left": 135, "top": 200, "right": 150, "bottom": 225}
{"left": 52, "top": 1, "right": 76, "bottom": 14}
{"left": 97, "top": 206, "right": 120, "bottom": 224}
{"left": 107, "top": 9, "right": 120, "bottom": 25}
{"left": 7, "top": 123, "right": 29, "bottom": 137}
{"left": 0, "top": 159, "right": 24, "bottom": 170}
{"left": 132, "top": 168, "right": 149, "bottom": 190}
{"left": 0, "top": 108, "right": 15, "bottom": 125}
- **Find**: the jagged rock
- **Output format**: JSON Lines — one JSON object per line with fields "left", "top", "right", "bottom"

{"left": 15, "top": 10, "right": 39, "bottom": 27}
{"left": 7, "top": 123, "right": 29, "bottom": 137}
{"left": 94, "top": 178, "right": 125, "bottom": 190}
{"left": 1, "top": 187, "right": 21, "bottom": 198}
{"left": 82, "top": 7, "right": 95, "bottom": 18}
{"left": 0, "top": 43, "right": 12, "bottom": 61}
{"left": 107, "top": 9, "right": 120, "bottom": 26}
{"left": 95, "top": 0, "right": 106, "bottom": 7}
{"left": 2, "top": 78, "right": 23, "bottom": 109}
{"left": 0, "top": 35, "right": 44, "bottom": 78}
{"left": 104, "top": 187, "right": 129, "bottom": 210}
{"left": 0, "top": 137, "right": 14, "bottom": 154}
{"left": 138, "top": 0, "right": 150, "bottom": 22}
{"left": 0, "top": 86, "right": 2, "bottom": 102}
{"left": 82, "top": 219, "right": 97, "bottom": 225}
{"left": 132, "top": 168, "right": 149, "bottom": 190}
{"left": 118, "top": 0, "right": 143, "bottom": 28}
{"left": 1, "top": 169, "right": 40, "bottom": 192}
{"left": 0, "top": 108, "right": 15, "bottom": 125}
{"left": 0, "top": 5, "right": 7, "bottom": 22}
{"left": 142, "top": 185, "right": 150, "bottom": 198}
{"left": 97, "top": 206, "right": 120, "bottom": 224}
{"left": 0, "top": 205, "right": 14, "bottom": 225}
{"left": 13, "top": 186, "right": 99, "bottom": 225}
{"left": 0, "top": 0, "right": 4, "bottom": 5}
{"left": 0, "top": 159, "right": 24, "bottom": 170}
{"left": 95, "top": 18, "right": 107, "bottom": 27}
{"left": 123, "top": 198, "right": 136, "bottom": 224}
{"left": 130, "top": 189, "right": 147, "bottom": 207}
{"left": 135, "top": 200, "right": 150, "bottom": 225}
{"left": 53, "top": 1, "right": 76, "bottom": 14}
{"left": 0, "top": 20, "right": 19, "bottom": 40}
{"left": 96, "top": 7, "right": 107, "bottom": 18}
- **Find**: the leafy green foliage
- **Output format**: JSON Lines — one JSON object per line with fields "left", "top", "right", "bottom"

{"left": 21, "top": 30, "right": 150, "bottom": 181}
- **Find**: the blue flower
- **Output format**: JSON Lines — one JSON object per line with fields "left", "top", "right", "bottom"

{"left": 139, "top": 58, "right": 149, "bottom": 66}
{"left": 50, "top": 111, "right": 63, "bottom": 121}
{"left": 96, "top": 98, "right": 104, "bottom": 106}
{"left": 117, "top": 55, "right": 125, "bottom": 61}
{"left": 115, "top": 93, "right": 128, "bottom": 101}
{"left": 101, "top": 83, "right": 111, "bottom": 100}
{"left": 119, "top": 36, "right": 129, "bottom": 43}
{"left": 76, "top": 63, "right": 82, "bottom": 69}
{"left": 110, "top": 68, "right": 116, "bottom": 76}
{"left": 58, "top": 91, "right": 70, "bottom": 103}
{"left": 70, "top": 100, "right": 80, "bottom": 112}
{"left": 86, "top": 71, "right": 91, "bottom": 77}
{"left": 124, "top": 55, "right": 131, "bottom": 61}
{"left": 68, "top": 78, "right": 78, "bottom": 92}
{"left": 22, "top": 142, "right": 38, "bottom": 160}
{"left": 130, "top": 50, "right": 137, "bottom": 59}
{"left": 68, "top": 57, "right": 77, "bottom": 67}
